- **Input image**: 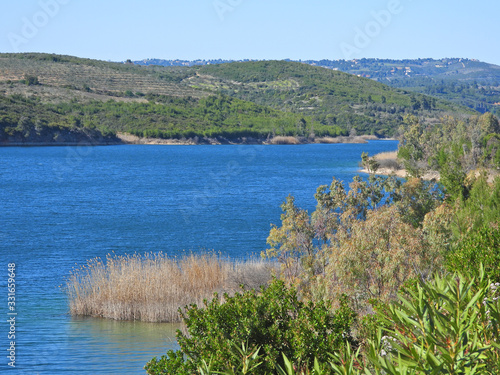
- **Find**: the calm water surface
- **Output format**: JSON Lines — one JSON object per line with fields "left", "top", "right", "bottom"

{"left": 0, "top": 141, "right": 398, "bottom": 374}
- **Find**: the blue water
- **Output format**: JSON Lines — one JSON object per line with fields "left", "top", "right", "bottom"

{"left": 0, "top": 141, "right": 398, "bottom": 374}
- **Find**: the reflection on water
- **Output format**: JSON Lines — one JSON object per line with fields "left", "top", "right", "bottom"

{"left": 12, "top": 315, "right": 180, "bottom": 374}
{"left": 66, "top": 317, "right": 180, "bottom": 374}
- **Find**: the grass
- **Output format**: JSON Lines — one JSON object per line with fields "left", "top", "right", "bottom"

{"left": 268, "top": 136, "right": 301, "bottom": 144}
{"left": 65, "top": 252, "right": 277, "bottom": 322}
{"left": 373, "top": 151, "right": 402, "bottom": 170}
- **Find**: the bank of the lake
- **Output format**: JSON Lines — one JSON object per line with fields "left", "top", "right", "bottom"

{"left": 1, "top": 133, "right": 383, "bottom": 146}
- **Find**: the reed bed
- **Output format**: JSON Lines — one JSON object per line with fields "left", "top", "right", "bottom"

{"left": 65, "top": 252, "right": 277, "bottom": 322}
{"left": 268, "top": 136, "right": 301, "bottom": 144}
{"left": 373, "top": 151, "right": 402, "bottom": 170}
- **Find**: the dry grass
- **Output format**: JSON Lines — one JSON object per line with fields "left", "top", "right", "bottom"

{"left": 268, "top": 136, "right": 301, "bottom": 145}
{"left": 65, "top": 252, "right": 277, "bottom": 322}
{"left": 315, "top": 136, "right": 374, "bottom": 144}
{"left": 373, "top": 151, "right": 397, "bottom": 160}
{"left": 373, "top": 151, "right": 402, "bottom": 170}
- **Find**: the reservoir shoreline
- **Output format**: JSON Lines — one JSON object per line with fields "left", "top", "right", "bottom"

{"left": 0, "top": 133, "right": 387, "bottom": 147}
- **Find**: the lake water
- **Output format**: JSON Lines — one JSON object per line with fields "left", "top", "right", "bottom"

{"left": 0, "top": 141, "right": 398, "bottom": 374}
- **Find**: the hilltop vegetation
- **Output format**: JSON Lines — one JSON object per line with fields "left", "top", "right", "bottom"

{"left": 194, "top": 61, "right": 472, "bottom": 136}
{"left": 0, "top": 53, "right": 478, "bottom": 144}
{"left": 137, "top": 56, "right": 500, "bottom": 118}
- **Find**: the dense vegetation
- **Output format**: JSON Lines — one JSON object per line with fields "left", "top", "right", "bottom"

{"left": 0, "top": 53, "right": 477, "bottom": 143}
{"left": 0, "top": 92, "right": 346, "bottom": 143}
{"left": 388, "top": 77, "right": 500, "bottom": 117}
{"left": 301, "top": 58, "right": 500, "bottom": 118}
{"left": 145, "top": 166, "right": 500, "bottom": 373}
{"left": 397, "top": 112, "right": 500, "bottom": 189}
{"left": 145, "top": 120, "right": 500, "bottom": 372}
{"left": 0, "top": 94, "right": 119, "bottom": 144}
{"left": 195, "top": 61, "right": 472, "bottom": 136}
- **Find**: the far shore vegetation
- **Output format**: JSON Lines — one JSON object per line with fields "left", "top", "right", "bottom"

{"left": 0, "top": 53, "right": 477, "bottom": 146}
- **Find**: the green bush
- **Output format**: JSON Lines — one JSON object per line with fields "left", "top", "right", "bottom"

{"left": 366, "top": 267, "right": 500, "bottom": 374}
{"left": 447, "top": 225, "right": 500, "bottom": 282}
{"left": 270, "top": 267, "right": 500, "bottom": 374}
{"left": 145, "top": 279, "right": 356, "bottom": 374}
{"left": 23, "top": 74, "right": 39, "bottom": 86}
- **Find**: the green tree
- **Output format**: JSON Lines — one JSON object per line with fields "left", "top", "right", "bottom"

{"left": 479, "top": 112, "right": 500, "bottom": 136}
{"left": 447, "top": 225, "right": 500, "bottom": 282}
{"left": 397, "top": 115, "right": 425, "bottom": 178}
{"left": 265, "top": 196, "right": 314, "bottom": 285}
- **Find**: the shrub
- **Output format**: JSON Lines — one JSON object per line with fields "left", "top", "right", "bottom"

{"left": 447, "top": 225, "right": 500, "bottom": 282}
{"left": 145, "top": 279, "right": 357, "bottom": 374}
{"left": 366, "top": 267, "right": 500, "bottom": 374}
{"left": 23, "top": 74, "right": 39, "bottom": 86}
{"left": 325, "top": 205, "right": 435, "bottom": 311}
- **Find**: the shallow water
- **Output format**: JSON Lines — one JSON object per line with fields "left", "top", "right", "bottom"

{"left": 0, "top": 141, "right": 398, "bottom": 374}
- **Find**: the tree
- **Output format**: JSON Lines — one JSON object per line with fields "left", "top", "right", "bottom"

{"left": 479, "top": 112, "right": 500, "bottom": 136}
{"left": 361, "top": 152, "right": 379, "bottom": 174}
{"left": 265, "top": 196, "right": 314, "bottom": 284}
{"left": 325, "top": 205, "right": 432, "bottom": 309}
{"left": 397, "top": 115, "right": 424, "bottom": 178}
{"left": 447, "top": 225, "right": 500, "bottom": 282}
{"left": 264, "top": 175, "right": 442, "bottom": 306}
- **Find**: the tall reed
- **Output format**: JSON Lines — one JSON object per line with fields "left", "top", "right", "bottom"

{"left": 65, "top": 252, "right": 276, "bottom": 322}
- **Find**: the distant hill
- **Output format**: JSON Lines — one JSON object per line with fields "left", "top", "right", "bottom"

{"left": 134, "top": 57, "right": 500, "bottom": 117}
{"left": 309, "top": 58, "right": 500, "bottom": 117}
{"left": 131, "top": 57, "right": 500, "bottom": 84}
{"left": 0, "top": 53, "right": 477, "bottom": 145}
{"left": 193, "top": 60, "right": 474, "bottom": 135}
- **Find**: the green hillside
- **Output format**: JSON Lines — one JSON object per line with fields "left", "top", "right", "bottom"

{"left": 195, "top": 60, "right": 474, "bottom": 135}
{"left": 0, "top": 53, "right": 477, "bottom": 144}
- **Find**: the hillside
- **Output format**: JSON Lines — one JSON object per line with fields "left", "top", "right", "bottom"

{"left": 136, "top": 57, "right": 500, "bottom": 118}
{"left": 194, "top": 61, "right": 474, "bottom": 135}
{"left": 0, "top": 53, "right": 477, "bottom": 145}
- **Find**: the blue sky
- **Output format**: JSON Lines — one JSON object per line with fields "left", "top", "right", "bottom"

{"left": 1, "top": 0, "right": 499, "bottom": 65}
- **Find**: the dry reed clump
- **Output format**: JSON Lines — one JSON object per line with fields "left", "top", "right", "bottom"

{"left": 373, "top": 151, "right": 402, "bottom": 170}
{"left": 65, "top": 252, "right": 277, "bottom": 323}
{"left": 316, "top": 136, "right": 372, "bottom": 144}
{"left": 268, "top": 136, "right": 301, "bottom": 145}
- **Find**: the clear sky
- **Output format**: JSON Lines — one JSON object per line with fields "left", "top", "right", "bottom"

{"left": 1, "top": 0, "right": 499, "bottom": 65}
